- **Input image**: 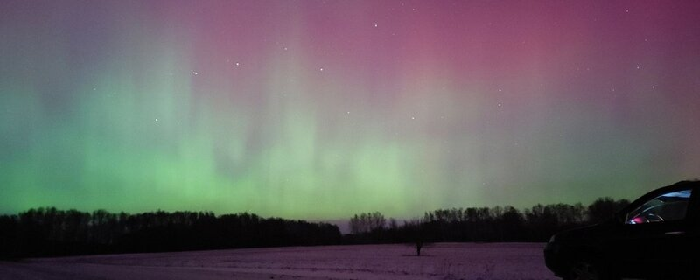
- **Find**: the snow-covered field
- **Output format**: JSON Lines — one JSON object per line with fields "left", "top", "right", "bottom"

{"left": 0, "top": 243, "right": 559, "bottom": 280}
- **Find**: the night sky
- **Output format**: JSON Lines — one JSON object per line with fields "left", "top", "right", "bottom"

{"left": 1, "top": 1, "right": 699, "bottom": 219}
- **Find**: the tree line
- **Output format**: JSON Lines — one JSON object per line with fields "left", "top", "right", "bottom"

{"left": 0, "top": 197, "right": 629, "bottom": 259}
{"left": 0, "top": 207, "right": 340, "bottom": 259}
{"left": 345, "top": 197, "right": 630, "bottom": 244}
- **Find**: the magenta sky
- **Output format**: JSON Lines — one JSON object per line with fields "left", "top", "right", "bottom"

{"left": 1, "top": 1, "right": 699, "bottom": 218}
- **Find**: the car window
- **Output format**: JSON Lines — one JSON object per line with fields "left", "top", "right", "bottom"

{"left": 625, "top": 189, "right": 692, "bottom": 224}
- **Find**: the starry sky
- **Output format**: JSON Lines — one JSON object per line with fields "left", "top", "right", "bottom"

{"left": 1, "top": 1, "right": 699, "bottom": 219}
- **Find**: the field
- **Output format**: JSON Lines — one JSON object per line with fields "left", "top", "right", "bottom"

{"left": 0, "top": 243, "right": 558, "bottom": 280}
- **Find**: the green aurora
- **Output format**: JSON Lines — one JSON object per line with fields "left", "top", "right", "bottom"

{"left": 2, "top": 1, "right": 699, "bottom": 219}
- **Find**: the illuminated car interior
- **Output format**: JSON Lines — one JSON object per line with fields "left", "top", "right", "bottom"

{"left": 625, "top": 190, "right": 691, "bottom": 224}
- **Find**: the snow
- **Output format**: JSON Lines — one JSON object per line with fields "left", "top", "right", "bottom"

{"left": 0, "top": 243, "right": 559, "bottom": 280}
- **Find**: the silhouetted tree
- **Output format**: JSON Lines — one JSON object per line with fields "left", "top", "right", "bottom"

{"left": 588, "top": 197, "right": 630, "bottom": 224}
{"left": 348, "top": 212, "right": 386, "bottom": 234}
{"left": 2, "top": 195, "right": 643, "bottom": 258}
{"left": 0, "top": 208, "right": 341, "bottom": 258}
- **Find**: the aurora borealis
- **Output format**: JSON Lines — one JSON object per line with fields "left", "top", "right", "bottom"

{"left": 1, "top": 1, "right": 699, "bottom": 219}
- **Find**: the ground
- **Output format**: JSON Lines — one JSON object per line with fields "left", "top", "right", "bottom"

{"left": 0, "top": 242, "right": 558, "bottom": 280}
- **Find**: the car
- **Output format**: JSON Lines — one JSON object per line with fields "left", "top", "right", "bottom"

{"left": 544, "top": 180, "right": 699, "bottom": 280}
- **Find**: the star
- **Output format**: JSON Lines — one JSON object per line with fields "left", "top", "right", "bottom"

{"left": 192, "top": 71, "right": 199, "bottom": 75}
{"left": 235, "top": 62, "right": 240, "bottom": 66}
{"left": 411, "top": 116, "right": 415, "bottom": 120}
{"left": 373, "top": 23, "right": 378, "bottom": 28}
{"left": 155, "top": 118, "right": 158, "bottom": 122}
{"left": 636, "top": 65, "right": 641, "bottom": 69}
{"left": 319, "top": 67, "right": 324, "bottom": 72}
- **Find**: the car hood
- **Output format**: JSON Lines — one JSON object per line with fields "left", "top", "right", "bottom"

{"left": 555, "top": 220, "right": 618, "bottom": 243}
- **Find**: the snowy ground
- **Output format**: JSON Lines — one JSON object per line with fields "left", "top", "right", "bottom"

{"left": 0, "top": 243, "right": 559, "bottom": 280}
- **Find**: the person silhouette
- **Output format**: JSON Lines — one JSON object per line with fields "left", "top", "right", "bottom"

{"left": 415, "top": 238, "right": 423, "bottom": 256}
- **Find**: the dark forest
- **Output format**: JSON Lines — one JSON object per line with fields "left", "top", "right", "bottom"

{"left": 0, "top": 198, "right": 629, "bottom": 259}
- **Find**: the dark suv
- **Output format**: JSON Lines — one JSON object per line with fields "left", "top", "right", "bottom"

{"left": 544, "top": 180, "right": 699, "bottom": 280}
